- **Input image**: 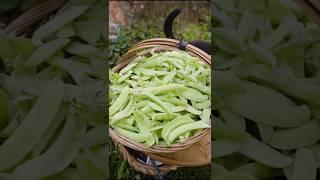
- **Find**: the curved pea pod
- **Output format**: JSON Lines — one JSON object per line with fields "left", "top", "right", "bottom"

{"left": 141, "top": 92, "right": 171, "bottom": 114}
{"left": 134, "top": 111, "right": 154, "bottom": 147}
{"left": 213, "top": 71, "right": 245, "bottom": 93}
{"left": 185, "top": 105, "right": 202, "bottom": 115}
{"left": 74, "top": 151, "right": 105, "bottom": 180}
{"left": 33, "top": 6, "right": 90, "bottom": 40}
{"left": 25, "top": 39, "right": 71, "bottom": 66}
{"left": 141, "top": 84, "right": 187, "bottom": 95}
{"left": 292, "top": 148, "right": 317, "bottom": 180}
{"left": 248, "top": 46, "right": 277, "bottom": 66}
{"left": 238, "top": 137, "right": 293, "bottom": 168}
{"left": 109, "top": 87, "right": 130, "bottom": 116}
{"left": 113, "top": 126, "right": 148, "bottom": 143}
{"left": 162, "top": 115, "right": 193, "bottom": 142}
{"left": 9, "top": 115, "right": 86, "bottom": 179}
{"left": 152, "top": 113, "right": 178, "bottom": 121}
{"left": 212, "top": 163, "right": 228, "bottom": 178}
{"left": 212, "top": 119, "right": 249, "bottom": 140}
{"left": 181, "top": 87, "right": 208, "bottom": 102}
{"left": 217, "top": 105, "right": 246, "bottom": 132}
{"left": 257, "top": 123, "right": 274, "bottom": 143}
{"left": 201, "top": 108, "right": 211, "bottom": 124}
{"left": 247, "top": 64, "right": 320, "bottom": 106}
{"left": 232, "top": 163, "right": 280, "bottom": 179}
{"left": 0, "top": 88, "right": 9, "bottom": 130}
{"left": 115, "top": 124, "right": 139, "bottom": 132}
{"left": 223, "top": 81, "right": 310, "bottom": 127}
{"left": 268, "top": 120, "right": 320, "bottom": 150}
{"left": 188, "top": 82, "right": 211, "bottom": 95}
{"left": 194, "top": 100, "right": 210, "bottom": 109}
{"left": 0, "top": 78, "right": 64, "bottom": 171}
{"left": 73, "top": 20, "right": 101, "bottom": 45}
{"left": 160, "top": 96, "right": 187, "bottom": 106}
{"left": 212, "top": 140, "right": 240, "bottom": 158}
{"left": 83, "top": 125, "right": 106, "bottom": 147}
{"left": 212, "top": 172, "right": 257, "bottom": 180}
{"left": 168, "top": 121, "right": 210, "bottom": 144}
{"left": 213, "top": 28, "right": 243, "bottom": 54}
{"left": 110, "top": 97, "right": 134, "bottom": 124}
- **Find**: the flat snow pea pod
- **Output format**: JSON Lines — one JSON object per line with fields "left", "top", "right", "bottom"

{"left": 188, "top": 82, "right": 211, "bottom": 95}
{"left": 168, "top": 121, "right": 209, "bottom": 144}
{"left": 73, "top": 20, "right": 101, "bottom": 45}
{"left": 268, "top": 120, "right": 320, "bottom": 150}
{"left": 56, "top": 26, "right": 75, "bottom": 38}
{"left": 181, "top": 87, "right": 208, "bottom": 102}
{"left": 9, "top": 114, "right": 86, "bottom": 179}
{"left": 32, "top": 103, "right": 69, "bottom": 156}
{"left": 223, "top": 81, "right": 310, "bottom": 127}
{"left": 185, "top": 105, "right": 202, "bottom": 115}
{"left": 257, "top": 123, "right": 274, "bottom": 143}
{"left": 162, "top": 115, "right": 193, "bottom": 142}
{"left": 212, "top": 172, "right": 257, "bottom": 180}
{"left": 232, "top": 163, "right": 280, "bottom": 179}
{"left": 248, "top": 46, "right": 277, "bottom": 66}
{"left": 113, "top": 126, "right": 148, "bottom": 143}
{"left": 0, "top": 78, "right": 64, "bottom": 171}
{"left": 238, "top": 136, "right": 293, "bottom": 168}
{"left": 134, "top": 111, "right": 154, "bottom": 147}
{"left": 152, "top": 113, "right": 178, "bottom": 121}
{"left": 141, "top": 84, "right": 187, "bottom": 95}
{"left": 109, "top": 87, "right": 130, "bottom": 116}
{"left": 218, "top": 105, "right": 246, "bottom": 131}
{"left": 214, "top": 71, "right": 245, "bottom": 93}
{"left": 212, "top": 139, "right": 241, "bottom": 158}
{"left": 194, "top": 100, "right": 211, "bottom": 109}
{"left": 83, "top": 125, "right": 107, "bottom": 147}
{"left": 162, "top": 70, "right": 176, "bottom": 84}
{"left": 140, "top": 92, "right": 171, "bottom": 114}
{"left": 201, "top": 108, "right": 211, "bottom": 124}
{"left": 292, "top": 148, "right": 317, "bottom": 180}
{"left": 160, "top": 96, "right": 187, "bottom": 106}
{"left": 213, "top": 28, "right": 244, "bottom": 54}
{"left": 74, "top": 151, "right": 105, "bottom": 180}
{"left": 33, "top": 6, "right": 90, "bottom": 40}
{"left": 247, "top": 64, "right": 320, "bottom": 106}
{"left": 212, "top": 163, "right": 228, "bottom": 178}
{"left": 119, "top": 62, "right": 138, "bottom": 76}
{"left": 115, "top": 124, "right": 139, "bottom": 132}
{"left": 110, "top": 97, "right": 134, "bottom": 124}
{"left": 25, "top": 39, "right": 71, "bottom": 66}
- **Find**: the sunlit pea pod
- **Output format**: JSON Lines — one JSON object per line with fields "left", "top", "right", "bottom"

{"left": 140, "top": 105, "right": 154, "bottom": 114}
{"left": 148, "top": 101, "right": 185, "bottom": 113}
{"left": 119, "top": 62, "right": 138, "bottom": 76}
{"left": 109, "top": 87, "right": 130, "bottom": 116}
{"left": 113, "top": 126, "right": 148, "bottom": 143}
{"left": 8, "top": 114, "right": 86, "bottom": 179}
{"left": 110, "top": 97, "right": 134, "bottom": 124}
{"left": 185, "top": 104, "right": 202, "bottom": 115}
{"left": 232, "top": 162, "right": 280, "bottom": 180}
{"left": 268, "top": 120, "right": 320, "bottom": 150}
{"left": 152, "top": 113, "right": 179, "bottom": 121}
{"left": 114, "top": 123, "right": 139, "bottom": 132}
{"left": 162, "top": 115, "right": 194, "bottom": 142}
{"left": 168, "top": 121, "right": 210, "bottom": 144}
{"left": 212, "top": 172, "right": 257, "bottom": 180}
{"left": 292, "top": 148, "right": 317, "bottom": 180}
{"left": 201, "top": 108, "right": 211, "bottom": 124}
{"left": 117, "top": 73, "right": 131, "bottom": 84}
{"left": 0, "top": 78, "right": 64, "bottom": 171}
{"left": 159, "top": 96, "right": 187, "bottom": 106}
{"left": 194, "top": 100, "right": 211, "bottom": 109}
{"left": 140, "top": 92, "right": 171, "bottom": 114}
{"left": 116, "top": 117, "right": 134, "bottom": 126}
{"left": 25, "top": 38, "right": 71, "bottom": 67}
{"left": 238, "top": 136, "right": 293, "bottom": 168}
{"left": 213, "top": 71, "right": 246, "bottom": 93}
{"left": 162, "top": 70, "right": 176, "bottom": 84}
{"left": 181, "top": 87, "right": 208, "bottom": 103}
{"left": 134, "top": 111, "right": 154, "bottom": 147}
{"left": 141, "top": 84, "right": 187, "bottom": 95}
{"left": 212, "top": 139, "right": 241, "bottom": 158}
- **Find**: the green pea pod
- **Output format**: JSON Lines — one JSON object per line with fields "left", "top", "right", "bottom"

{"left": 212, "top": 122, "right": 249, "bottom": 140}
{"left": 212, "top": 140, "right": 240, "bottom": 158}
{"left": 56, "top": 26, "right": 75, "bottom": 38}
{"left": 115, "top": 124, "right": 139, "bottom": 132}
{"left": 0, "top": 78, "right": 64, "bottom": 171}
{"left": 292, "top": 148, "right": 317, "bottom": 180}
{"left": 73, "top": 20, "right": 101, "bottom": 45}
{"left": 83, "top": 125, "right": 106, "bottom": 147}
{"left": 110, "top": 97, "right": 134, "bottom": 124}
{"left": 134, "top": 111, "right": 154, "bottom": 147}
{"left": 194, "top": 100, "right": 210, "bottom": 109}
{"left": 181, "top": 87, "right": 208, "bottom": 102}
{"left": 113, "top": 126, "right": 148, "bottom": 143}
{"left": 185, "top": 105, "right": 202, "bottom": 115}
{"left": 268, "top": 120, "right": 320, "bottom": 150}
{"left": 217, "top": 105, "right": 246, "bottom": 132}
{"left": 248, "top": 46, "right": 277, "bottom": 66}
{"left": 162, "top": 115, "right": 193, "bottom": 142}
{"left": 33, "top": 6, "right": 90, "bottom": 40}
{"left": 213, "top": 71, "right": 245, "bottom": 93}
{"left": 25, "top": 39, "right": 70, "bottom": 66}
{"left": 238, "top": 137, "right": 293, "bottom": 168}
{"left": 257, "top": 123, "right": 274, "bottom": 143}
{"left": 201, "top": 108, "right": 211, "bottom": 124}
{"left": 168, "top": 121, "right": 209, "bottom": 144}
{"left": 213, "top": 28, "right": 243, "bottom": 54}
{"left": 212, "top": 172, "right": 257, "bottom": 180}
{"left": 212, "top": 163, "right": 228, "bottom": 178}
{"left": 141, "top": 92, "right": 171, "bottom": 114}
{"left": 109, "top": 87, "right": 130, "bottom": 116}
{"left": 188, "top": 82, "right": 211, "bottom": 95}
{"left": 119, "top": 62, "right": 138, "bottom": 76}
{"left": 74, "top": 151, "right": 105, "bottom": 180}
{"left": 223, "top": 81, "right": 310, "bottom": 127}
{"left": 65, "top": 41, "right": 99, "bottom": 57}
{"left": 32, "top": 103, "right": 69, "bottom": 156}
{"left": 141, "top": 84, "right": 187, "bottom": 95}
{"left": 152, "top": 113, "right": 178, "bottom": 121}
{"left": 232, "top": 163, "right": 280, "bottom": 179}
{"left": 10, "top": 114, "right": 86, "bottom": 179}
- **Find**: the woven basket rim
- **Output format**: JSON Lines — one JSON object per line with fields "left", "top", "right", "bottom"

{"left": 109, "top": 38, "right": 211, "bottom": 154}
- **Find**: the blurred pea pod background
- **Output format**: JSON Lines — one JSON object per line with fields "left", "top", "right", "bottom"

{"left": 212, "top": 0, "right": 320, "bottom": 180}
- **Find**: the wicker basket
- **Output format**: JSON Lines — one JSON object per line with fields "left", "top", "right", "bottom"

{"left": 109, "top": 38, "right": 211, "bottom": 160}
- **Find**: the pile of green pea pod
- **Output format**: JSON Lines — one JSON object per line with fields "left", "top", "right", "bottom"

{"left": 109, "top": 51, "right": 211, "bottom": 147}
{"left": 0, "top": 0, "right": 108, "bottom": 179}
{"left": 212, "top": 0, "right": 320, "bottom": 180}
